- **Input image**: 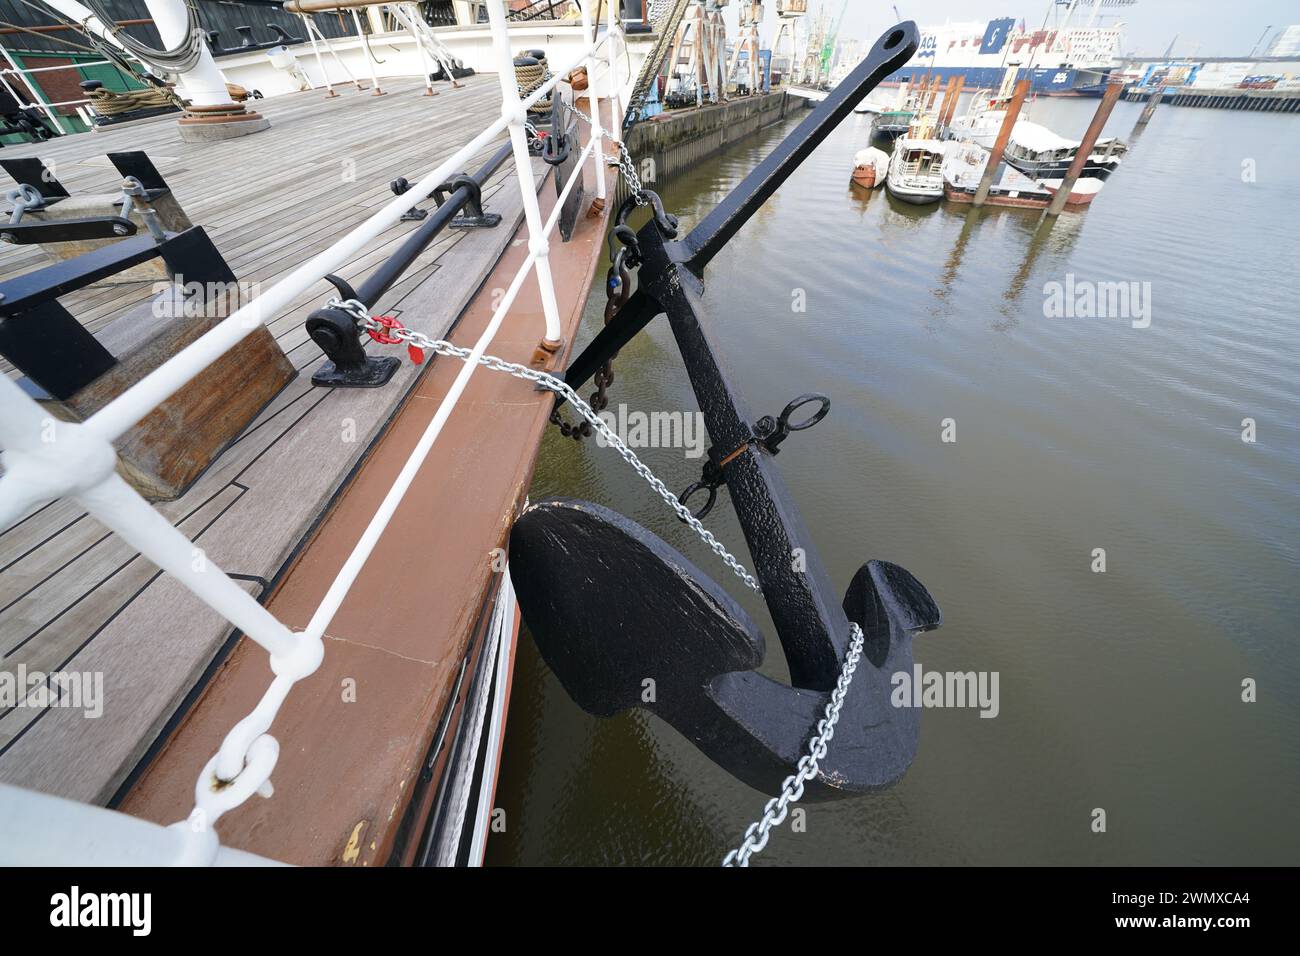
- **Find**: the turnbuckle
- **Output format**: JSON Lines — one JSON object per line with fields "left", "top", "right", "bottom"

{"left": 679, "top": 393, "right": 831, "bottom": 521}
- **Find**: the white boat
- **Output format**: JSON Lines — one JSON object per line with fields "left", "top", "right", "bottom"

{"left": 850, "top": 146, "right": 889, "bottom": 187}
{"left": 886, "top": 138, "right": 947, "bottom": 204}
{"left": 853, "top": 97, "right": 892, "bottom": 114}
{"left": 946, "top": 89, "right": 1009, "bottom": 148}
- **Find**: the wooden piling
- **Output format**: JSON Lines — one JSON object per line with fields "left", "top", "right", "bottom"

{"left": 940, "top": 76, "right": 965, "bottom": 130}
{"left": 1136, "top": 86, "right": 1164, "bottom": 127}
{"left": 935, "top": 76, "right": 959, "bottom": 132}
{"left": 972, "top": 78, "right": 1031, "bottom": 208}
{"left": 1046, "top": 78, "right": 1123, "bottom": 216}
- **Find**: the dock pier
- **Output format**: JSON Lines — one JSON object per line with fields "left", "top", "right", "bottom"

{"left": 1122, "top": 86, "right": 1300, "bottom": 113}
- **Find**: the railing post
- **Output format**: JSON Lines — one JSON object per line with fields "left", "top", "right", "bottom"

{"left": 485, "top": 0, "right": 563, "bottom": 348}
{"left": 578, "top": 0, "right": 607, "bottom": 203}
{"left": 351, "top": 8, "right": 386, "bottom": 95}
{"left": 604, "top": 0, "right": 624, "bottom": 143}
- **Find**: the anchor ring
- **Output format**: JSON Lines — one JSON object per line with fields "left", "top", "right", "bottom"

{"left": 779, "top": 393, "right": 830, "bottom": 432}
{"left": 678, "top": 480, "right": 718, "bottom": 521}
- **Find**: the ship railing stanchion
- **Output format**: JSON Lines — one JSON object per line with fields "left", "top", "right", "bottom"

{"left": 605, "top": 0, "right": 624, "bottom": 146}
{"left": 486, "top": 0, "right": 563, "bottom": 349}
{"left": 578, "top": 0, "right": 606, "bottom": 204}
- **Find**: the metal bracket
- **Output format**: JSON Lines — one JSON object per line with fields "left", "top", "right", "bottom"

{"left": 432, "top": 174, "right": 501, "bottom": 228}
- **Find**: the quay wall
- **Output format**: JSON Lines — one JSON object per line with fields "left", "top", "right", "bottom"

{"left": 1121, "top": 87, "right": 1300, "bottom": 112}
{"left": 618, "top": 91, "right": 793, "bottom": 205}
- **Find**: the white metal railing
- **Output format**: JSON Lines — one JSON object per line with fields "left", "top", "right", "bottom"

{"left": 0, "top": 0, "right": 623, "bottom": 865}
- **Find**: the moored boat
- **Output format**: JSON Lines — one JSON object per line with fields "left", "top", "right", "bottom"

{"left": 871, "top": 107, "right": 914, "bottom": 141}
{"left": 940, "top": 139, "right": 1053, "bottom": 206}
{"left": 851, "top": 146, "right": 889, "bottom": 187}
{"left": 1003, "top": 120, "right": 1128, "bottom": 188}
{"left": 886, "top": 137, "right": 947, "bottom": 204}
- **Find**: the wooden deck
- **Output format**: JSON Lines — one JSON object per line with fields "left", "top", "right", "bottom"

{"left": 0, "top": 75, "right": 551, "bottom": 805}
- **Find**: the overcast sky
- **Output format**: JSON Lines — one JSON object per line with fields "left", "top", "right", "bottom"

{"left": 730, "top": 1, "right": 1295, "bottom": 59}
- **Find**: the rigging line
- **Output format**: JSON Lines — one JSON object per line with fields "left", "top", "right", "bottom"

{"left": 17, "top": 0, "right": 148, "bottom": 80}
{"left": 0, "top": 18, "right": 102, "bottom": 54}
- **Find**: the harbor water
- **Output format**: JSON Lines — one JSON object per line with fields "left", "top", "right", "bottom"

{"left": 487, "top": 94, "right": 1300, "bottom": 865}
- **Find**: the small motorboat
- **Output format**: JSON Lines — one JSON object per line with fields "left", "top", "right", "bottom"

{"left": 886, "top": 137, "right": 947, "bottom": 205}
{"left": 850, "top": 146, "right": 889, "bottom": 188}
{"left": 854, "top": 97, "right": 892, "bottom": 115}
{"left": 871, "top": 108, "right": 914, "bottom": 141}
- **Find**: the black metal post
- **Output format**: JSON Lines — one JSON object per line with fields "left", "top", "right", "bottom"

{"left": 307, "top": 142, "right": 513, "bottom": 388}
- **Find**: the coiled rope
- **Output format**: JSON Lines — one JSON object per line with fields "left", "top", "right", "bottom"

{"left": 514, "top": 52, "right": 551, "bottom": 115}
{"left": 80, "top": 0, "right": 206, "bottom": 74}
{"left": 85, "top": 85, "right": 178, "bottom": 117}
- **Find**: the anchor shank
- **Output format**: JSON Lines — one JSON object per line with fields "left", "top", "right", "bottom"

{"left": 639, "top": 228, "right": 849, "bottom": 690}
{"left": 680, "top": 23, "right": 919, "bottom": 274}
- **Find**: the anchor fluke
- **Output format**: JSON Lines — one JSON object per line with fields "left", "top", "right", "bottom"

{"left": 508, "top": 499, "right": 944, "bottom": 798}
{"left": 842, "top": 561, "right": 942, "bottom": 667}
{"left": 508, "top": 498, "right": 763, "bottom": 719}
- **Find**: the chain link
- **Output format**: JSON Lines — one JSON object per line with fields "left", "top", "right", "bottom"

{"left": 326, "top": 298, "right": 761, "bottom": 593}
{"left": 557, "top": 97, "right": 647, "bottom": 205}
{"left": 721, "top": 620, "right": 867, "bottom": 868}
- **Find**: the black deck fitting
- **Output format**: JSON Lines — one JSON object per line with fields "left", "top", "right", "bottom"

{"left": 433, "top": 174, "right": 501, "bottom": 228}
{"left": 306, "top": 305, "right": 400, "bottom": 389}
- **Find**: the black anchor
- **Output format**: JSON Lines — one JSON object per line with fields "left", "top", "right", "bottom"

{"left": 509, "top": 24, "right": 939, "bottom": 799}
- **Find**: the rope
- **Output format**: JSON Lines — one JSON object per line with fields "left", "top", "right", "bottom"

{"left": 514, "top": 56, "right": 551, "bottom": 114}
{"left": 0, "top": 17, "right": 101, "bottom": 53}
{"left": 79, "top": 0, "right": 206, "bottom": 73}
{"left": 85, "top": 84, "right": 176, "bottom": 116}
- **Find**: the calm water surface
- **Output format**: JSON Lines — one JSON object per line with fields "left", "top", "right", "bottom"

{"left": 487, "top": 95, "right": 1300, "bottom": 865}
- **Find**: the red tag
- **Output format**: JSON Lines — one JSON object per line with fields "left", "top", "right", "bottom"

{"left": 408, "top": 344, "right": 425, "bottom": 365}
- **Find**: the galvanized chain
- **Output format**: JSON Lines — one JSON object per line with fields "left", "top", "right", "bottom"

{"left": 557, "top": 97, "right": 648, "bottom": 205}
{"left": 325, "top": 298, "right": 760, "bottom": 593}
{"left": 721, "top": 620, "right": 867, "bottom": 868}
{"left": 543, "top": 100, "right": 649, "bottom": 443}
